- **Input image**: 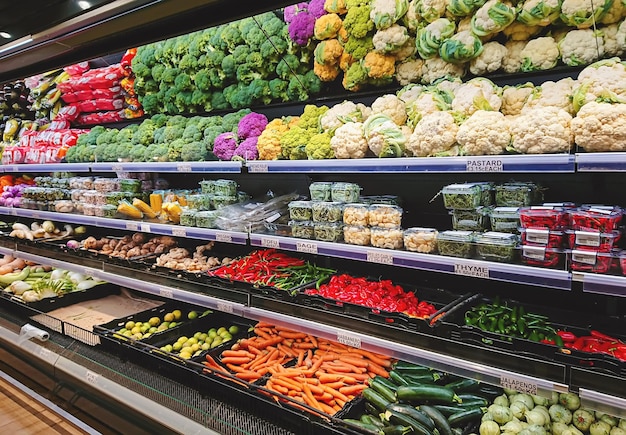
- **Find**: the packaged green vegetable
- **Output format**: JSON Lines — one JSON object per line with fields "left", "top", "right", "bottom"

{"left": 437, "top": 230, "right": 475, "bottom": 258}
{"left": 314, "top": 222, "right": 344, "bottom": 242}
{"left": 330, "top": 182, "right": 361, "bottom": 203}
{"left": 452, "top": 207, "right": 492, "bottom": 231}
{"left": 288, "top": 201, "right": 313, "bottom": 221}
{"left": 289, "top": 220, "right": 315, "bottom": 239}
{"left": 495, "top": 182, "right": 542, "bottom": 207}
{"left": 312, "top": 201, "right": 344, "bottom": 223}
{"left": 442, "top": 183, "right": 483, "bottom": 209}
{"left": 475, "top": 231, "right": 519, "bottom": 262}
{"left": 489, "top": 207, "right": 521, "bottom": 233}
{"left": 180, "top": 208, "right": 198, "bottom": 227}
{"left": 309, "top": 182, "right": 333, "bottom": 201}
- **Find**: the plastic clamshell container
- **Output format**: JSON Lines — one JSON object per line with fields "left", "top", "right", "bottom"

{"left": 199, "top": 179, "right": 216, "bottom": 194}
{"left": 474, "top": 182, "right": 494, "bottom": 206}
{"left": 118, "top": 178, "right": 142, "bottom": 193}
{"left": 309, "top": 182, "right": 332, "bottom": 201}
{"left": 368, "top": 204, "right": 403, "bottom": 228}
{"left": 520, "top": 245, "right": 562, "bottom": 268}
{"left": 441, "top": 183, "right": 483, "bottom": 210}
{"left": 403, "top": 227, "right": 438, "bottom": 253}
{"left": 474, "top": 232, "right": 519, "bottom": 263}
{"left": 569, "top": 207, "right": 623, "bottom": 233}
{"left": 180, "top": 208, "right": 198, "bottom": 227}
{"left": 213, "top": 179, "right": 238, "bottom": 196}
{"left": 520, "top": 228, "right": 564, "bottom": 248}
{"left": 495, "top": 182, "right": 542, "bottom": 207}
{"left": 570, "top": 249, "right": 614, "bottom": 274}
{"left": 343, "top": 225, "right": 371, "bottom": 246}
{"left": 313, "top": 222, "right": 344, "bottom": 242}
{"left": 370, "top": 226, "right": 403, "bottom": 249}
{"left": 311, "top": 201, "right": 343, "bottom": 223}
{"left": 288, "top": 201, "right": 313, "bottom": 221}
{"left": 565, "top": 230, "right": 621, "bottom": 252}
{"left": 489, "top": 207, "right": 520, "bottom": 233}
{"left": 436, "top": 230, "right": 475, "bottom": 258}
{"left": 186, "top": 194, "right": 212, "bottom": 211}
{"left": 330, "top": 182, "right": 361, "bottom": 203}
{"left": 451, "top": 207, "right": 491, "bottom": 231}
{"left": 195, "top": 210, "right": 219, "bottom": 228}
{"left": 343, "top": 203, "right": 369, "bottom": 226}
{"left": 359, "top": 195, "right": 401, "bottom": 206}
{"left": 519, "top": 206, "right": 569, "bottom": 230}
{"left": 289, "top": 220, "right": 315, "bottom": 239}
{"left": 211, "top": 195, "right": 237, "bottom": 210}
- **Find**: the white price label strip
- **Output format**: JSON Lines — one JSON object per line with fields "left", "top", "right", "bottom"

{"left": 171, "top": 227, "right": 187, "bottom": 237}
{"left": 367, "top": 250, "right": 394, "bottom": 265}
{"left": 337, "top": 331, "right": 361, "bottom": 349}
{"left": 215, "top": 233, "right": 233, "bottom": 243}
{"left": 216, "top": 302, "right": 234, "bottom": 313}
{"left": 261, "top": 238, "right": 280, "bottom": 249}
{"left": 85, "top": 371, "right": 100, "bottom": 385}
{"left": 454, "top": 263, "right": 490, "bottom": 279}
{"left": 466, "top": 158, "right": 504, "bottom": 172}
{"left": 140, "top": 224, "right": 151, "bottom": 233}
{"left": 176, "top": 163, "right": 192, "bottom": 172}
{"left": 499, "top": 375, "right": 538, "bottom": 395}
{"left": 249, "top": 163, "right": 269, "bottom": 173}
{"left": 111, "top": 164, "right": 124, "bottom": 172}
{"left": 38, "top": 347, "right": 54, "bottom": 362}
{"left": 159, "top": 287, "right": 174, "bottom": 299}
{"left": 125, "top": 222, "right": 139, "bottom": 231}
{"left": 296, "top": 241, "right": 318, "bottom": 254}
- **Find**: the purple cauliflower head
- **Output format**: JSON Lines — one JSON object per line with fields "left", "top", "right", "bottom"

{"left": 212, "top": 132, "right": 239, "bottom": 161}
{"left": 288, "top": 11, "right": 316, "bottom": 45}
{"left": 237, "top": 112, "right": 269, "bottom": 140}
{"left": 284, "top": 3, "right": 308, "bottom": 23}
{"left": 307, "top": 0, "right": 327, "bottom": 19}
{"left": 233, "top": 137, "right": 259, "bottom": 160}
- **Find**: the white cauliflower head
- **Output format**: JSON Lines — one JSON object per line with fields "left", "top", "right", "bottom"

{"left": 373, "top": 24, "right": 410, "bottom": 53}
{"left": 573, "top": 57, "right": 626, "bottom": 112}
{"left": 371, "top": 94, "right": 408, "bottom": 125}
{"left": 330, "top": 122, "right": 370, "bottom": 159}
{"left": 457, "top": 110, "right": 511, "bottom": 155}
{"left": 395, "top": 58, "right": 424, "bottom": 85}
{"left": 501, "top": 83, "right": 535, "bottom": 116}
{"left": 558, "top": 29, "right": 605, "bottom": 67}
{"left": 502, "top": 21, "right": 542, "bottom": 41}
{"left": 510, "top": 107, "right": 574, "bottom": 154}
{"left": 601, "top": 22, "right": 625, "bottom": 58}
{"left": 406, "top": 90, "right": 450, "bottom": 128}
{"left": 469, "top": 41, "right": 507, "bottom": 75}
{"left": 396, "top": 83, "right": 426, "bottom": 105}
{"left": 421, "top": 56, "right": 466, "bottom": 84}
{"left": 502, "top": 40, "right": 526, "bottom": 73}
{"left": 418, "top": 0, "right": 448, "bottom": 23}
{"left": 451, "top": 77, "right": 502, "bottom": 117}
{"left": 520, "top": 36, "right": 560, "bottom": 71}
{"left": 320, "top": 100, "right": 370, "bottom": 133}
{"left": 571, "top": 102, "right": 626, "bottom": 152}
{"left": 560, "top": 0, "right": 613, "bottom": 29}
{"left": 525, "top": 78, "right": 577, "bottom": 115}
{"left": 406, "top": 111, "right": 459, "bottom": 157}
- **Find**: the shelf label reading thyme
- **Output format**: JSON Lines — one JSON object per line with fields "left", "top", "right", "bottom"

{"left": 466, "top": 158, "right": 504, "bottom": 172}
{"left": 454, "top": 263, "right": 490, "bottom": 278}
{"left": 367, "top": 250, "right": 394, "bottom": 265}
{"left": 500, "top": 375, "right": 538, "bottom": 395}
{"left": 337, "top": 331, "right": 361, "bottom": 348}
{"left": 296, "top": 241, "right": 318, "bottom": 254}
{"left": 260, "top": 237, "right": 280, "bottom": 249}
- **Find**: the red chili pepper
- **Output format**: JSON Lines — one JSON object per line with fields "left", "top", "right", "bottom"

{"left": 589, "top": 330, "right": 620, "bottom": 342}
{"left": 557, "top": 330, "right": 577, "bottom": 342}
{"left": 541, "top": 338, "right": 556, "bottom": 345}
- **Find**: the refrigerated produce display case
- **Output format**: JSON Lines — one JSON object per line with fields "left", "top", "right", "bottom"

{"left": 0, "top": 1, "right": 625, "bottom": 434}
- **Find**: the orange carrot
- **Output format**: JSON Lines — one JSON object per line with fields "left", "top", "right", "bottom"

{"left": 349, "top": 348, "right": 392, "bottom": 367}
{"left": 322, "top": 385, "right": 349, "bottom": 402}
{"left": 322, "top": 381, "right": 345, "bottom": 390}
{"left": 221, "top": 356, "right": 252, "bottom": 365}
{"left": 366, "top": 361, "right": 390, "bottom": 378}
{"left": 273, "top": 377, "right": 302, "bottom": 392}
{"left": 296, "top": 350, "right": 305, "bottom": 366}
{"left": 292, "top": 341, "right": 316, "bottom": 349}
{"left": 236, "top": 371, "right": 262, "bottom": 381}
{"left": 313, "top": 392, "right": 334, "bottom": 402}
{"left": 337, "top": 356, "right": 369, "bottom": 368}
{"left": 222, "top": 350, "right": 255, "bottom": 359}
{"left": 339, "top": 384, "right": 367, "bottom": 395}
{"left": 256, "top": 337, "right": 283, "bottom": 350}
{"left": 277, "top": 343, "right": 295, "bottom": 358}
{"left": 226, "top": 363, "right": 247, "bottom": 373}
{"left": 278, "top": 331, "right": 308, "bottom": 339}
{"left": 302, "top": 383, "right": 322, "bottom": 411}
{"left": 254, "top": 327, "right": 273, "bottom": 340}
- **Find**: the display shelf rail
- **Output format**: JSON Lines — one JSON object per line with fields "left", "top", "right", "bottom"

{"left": 90, "top": 161, "right": 243, "bottom": 173}
{"left": 246, "top": 154, "right": 575, "bottom": 173}
{"left": 0, "top": 207, "right": 248, "bottom": 244}
{"left": 1, "top": 163, "right": 92, "bottom": 173}
{"left": 576, "top": 152, "right": 626, "bottom": 172}
{"left": 572, "top": 272, "right": 626, "bottom": 298}
{"left": 249, "top": 233, "right": 572, "bottom": 290}
{"left": 579, "top": 388, "right": 626, "bottom": 419}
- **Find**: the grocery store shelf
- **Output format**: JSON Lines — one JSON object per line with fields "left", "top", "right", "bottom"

{"left": 90, "top": 161, "right": 243, "bottom": 173}
{"left": 0, "top": 207, "right": 248, "bottom": 244}
{"left": 576, "top": 152, "right": 626, "bottom": 172}
{"left": 1, "top": 163, "right": 92, "bottom": 173}
{"left": 246, "top": 154, "right": 576, "bottom": 173}
{"left": 579, "top": 388, "right": 626, "bottom": 419}
{"left": 572, "top": 272, "right": 626, "bottom": 298}
{"left": 249, "top": 234, "right": 573, "bottom": 290}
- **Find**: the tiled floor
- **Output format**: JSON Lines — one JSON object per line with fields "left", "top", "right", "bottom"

{"left": 0, "top": 370, "right": 98, "bottom": 435}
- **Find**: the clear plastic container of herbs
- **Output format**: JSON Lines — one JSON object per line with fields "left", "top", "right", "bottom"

{"left": 437, "top": 230, "right": 475, "bottom": 258}
{"left": 330, "top": 182, "right": 361, "bottom": 203}
{"left": 474, "top": 232, "right": 519, "bottom": 263}
{"left": 180, "top": 208, "right": 198, "bottom": 227}
{"left": 195, "top": 210, "right": 220, "bottom": 228}
{"left": 442, "top": 183, "right": 483, "bottom": 210}
{"left": 118, "top": 178, "right": 142, "bottom": 193}
{"left": 211, "top": 195, "right": 237, "bottom": 210}
{"left": 289, "top": 220, "right": 315, "bottom": 239}
{"left": 199, "top": 179, "right": 216, "bottom": 194}
{"left": 213, "top": 179, "right": 238, "bottom": 196}
{"left": 309, "top": 182, "right": 333, "bottom": 201}
{"left": 312, "top": 201, "right": 344, "bottom": 223}
{"left": 451, "top": 207, "right": 492, "bottom": 231}
{"left": 495, "top": 182, "right": 542, "bottom": 207}
{"left": 186, "top": 194, "right": 213, "bottom": 211}
{"left": 288, "top": 201, "right": 313, "bottom": 221}
{"left": 489, "top": 207, "right": 521, "bottom": 233}
{"left": 314, "top": 222, "right": 344, "bottom": 242}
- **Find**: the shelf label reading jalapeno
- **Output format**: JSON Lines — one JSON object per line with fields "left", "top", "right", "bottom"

{"left": 85, "top": 370, "right": 100, "bottom": 385}
{"left": 499, "top": 375, "right": 538, "bottom": 395}
{"left": 260, "top": 237, "right": 280, "bottom": 249}
{"left": 466, "top": 158, "right": 504, "bottom": 172}
{"left": 125, "top": 221, "right": 139, "bottom": 231}
{"left": 337, "top": 331, "right": 361, "bottom": 348}
{"left": 215, "top": 233, "right": 233, "bottom": 243}
{"left": 216, "top": 302, "right": 234, "bottom": 313}
{"left": 171, "top": 227, "right": 186, "bottom": 237}
{"left": 159, "top": 287, "right": 174, "bottom": 299}
{"left": 296, "top": 241, "right": 318, "bottom": 254}
{"left": 176, "top": 163, "right": 192, "bottom": 172}
{"left": 367, "top": 250, "right": 394, "bottom": 265}
{"left": 248, "top": 163, "right": 269, "bottom": 173}
{"left": 454, "top": 263, "right": 489, "bottom": 278}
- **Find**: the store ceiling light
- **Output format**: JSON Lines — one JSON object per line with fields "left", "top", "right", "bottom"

{"left": 0, "top": 32, "right": 11, "bottom": 39}
{"left": 78, "top": 1, "right": 91, "bottom": 9}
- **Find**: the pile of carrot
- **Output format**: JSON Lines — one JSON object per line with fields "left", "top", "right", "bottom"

{"left": 201, "top": 321, "right": 394, "bottom": 417}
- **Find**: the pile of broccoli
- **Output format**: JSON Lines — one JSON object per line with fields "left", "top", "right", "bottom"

{"left": 65, "top": 110, "right": 251, "bottom": 163}
{"left": 131, "top": 11, "right": 322, "bottom": 115}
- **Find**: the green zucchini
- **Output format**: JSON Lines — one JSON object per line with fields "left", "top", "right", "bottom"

{"left": 385, "top": 403, "right": 435, "bottom": 431}
{"left": 382, "top": 425, "right": 413, "bottom": 435}
{"left": 403, "top": 372, "right": 441, "bottom": 384}
{"left": 393, "top": 361, "right": 432, "bottom": 373}
{"left": 383, "top": 409, "right": 432, "bottom": 435}
{"left": 374, "top": 375, "right": 399, "bottom": 392}
{"left": 342, "top": 418, "right": 383, "bottom": 434}
{"left": 457, "top": 394, "right": 489, "bottom": 403}
{"left": 388, "top": 370, "right": 411, "bottom": 387}
{"left": 447, "top": 407, "right": 485, "bottom": 426}
{"left": 396, "top": 385, "right": 461, "bottom": 404}
{"left": 361, "top": 414, "right": 385, "bottom": 429}
{"left": 444, "top": 379, "right": 481, "bottom": 393}
{"left": 433, "top": 405, "right": 467, "bottom": 416}
{"left": 362, "top": 387, "right": 391, "bottom": 412}
{"left": 419, "top": 405, "right": 454, "bottom": 435}
{"left": 365, "top": 401, "right": 380, "bottom": 416}
{"left": 369, "top": 377, "right": 397, "bottom": 403}
{"left": 456, "top": 399, "right": 489, "bottom": 409}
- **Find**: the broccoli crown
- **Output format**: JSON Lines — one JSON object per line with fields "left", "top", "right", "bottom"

{"left": 179, "top": 54, "right": 199, "bottom": 71}
{"left": 269, "top": 78, "right": 289, "bottom": 102}
{"left": 174, "top": 73, "right": 193, "bottom": 91}
{"left": 181, "top": 141, "right": 210, "bottom": 161}
{"left": 183, "top": 124, "right": 203, "bottom": 142}
{"left": 194, "top": 69, "right": 212, "bottom": 92}
{"left": 151, "top": 113, "right": 168, "bottom": 128}
{"left": 203, "top": 125, "right": 227, "bottom": 151}
{"left": 223, "top": 109, "right": 252, "bottom": 132}
{"left": 167, "top": 115, "right": 187, "bottom": 127}
{"left": 144, "top": 143, "right": 170, "bottom": 162}
{"left": 139, "top": 92, "right": 160, "bottom": 114}
{"left": 130, "top": 144, "right": 149, "bottom": 162}
{"left": 163, "top": 125, "right": 185, "bottom": 142}
{"left": 151, "top": 64, "right": 165, "bottom": 82}
{"left": 211, "top": 91, "right": 229, "bottom": 110}
{"left": 168, "top": 138, "right": 187, "bottom": 161}
{"left": 276, "top": 54, "right": 301, "bottom": 80}
{"left": 248, "top": 79, "right": 272, "bottom": 106}
{"left": 131, "top": 120, "right": 157, "bottom": 146}
{"left": 116, "top": 142, "right": 134, "bottom": 160}
{"left": 222, "top": 22, "right": 244, "bottom": 51}
{"left": 298, "top": 104, "right": 329, "bottom": 132}
{"left": 161, "top": 67, "right": 180, "bottom": 83}
{"left": 117, "top": 125, "right": 138, "bottom": 143}
{"left": 204, "top": 49, "right": 226, "bottom": 69}
{"left": 224, "top": 83, "right": 254, "bottom": 110}
{"left": 260, "top": 36, "right": 288, "bottom": 62}
{"left": 188, "top": 29, "right": 213, "bottom": 58}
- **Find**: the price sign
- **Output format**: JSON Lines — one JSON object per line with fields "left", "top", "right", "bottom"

{"left": 296, "top": 241, "right": 318, "bottom": 254}
{"left": 140, "top": 224, "right": 151, "bottom": 233}
{"left": 171, "top": 227, "right": 187, "bottom": 237}
{"left": 85, "top": 370, "right": 100, "bottom": 385}
{"left": 159, "top": 287, "right": 174, "bottom": 299}
{"left": 215, "top": 233, "right": 233, "bottom": 243}
{"left": 248, "top": 163, "right": 269, "bottom": 173}
{"left": 466, "top": 158, "right": 504, "bottom": 172}
{"left": 38, "top": 347, "right": 54, "bottom": 362}
{"left": 454, "top": 263, "right": 490, "bottom": 279}
{"left": 500, "top": 375, "right": 538, "bottom": 395}
{"left": 216, "top": 302, "right": 234, "bottom": 313}
{"left": 176, "top": 163, "right": 192, "bottom": 172}
{"left": 261, "top": 237, "right": 280, "bottom": 249}
{"left": 125, "top": 222, "right": 139, "bottom": 231}
{"left": 111, "top": 164, "right": 124, "bottom": 172}
{"left": 337, "top": 331, "right": 361, "bottom": 349}
{"left": 367, "top": 250, "right": 394, "bottom": 265}
{"left": 9, "top": 208, "right": 17, "bottom": 216}
{"left": 31, "top": 213, "right": 41, "bottom": 220}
